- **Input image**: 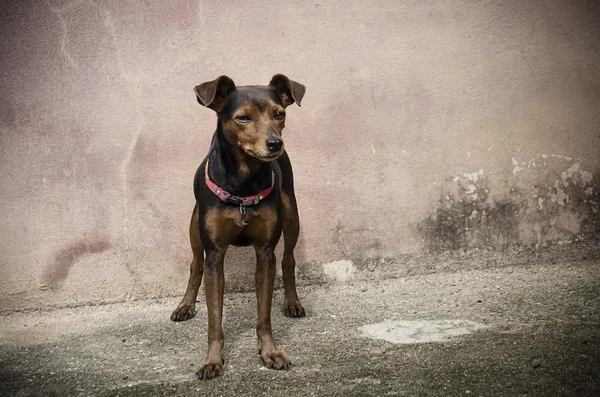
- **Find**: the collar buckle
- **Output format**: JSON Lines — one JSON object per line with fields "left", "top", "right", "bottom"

{"left": 228, "top": 196, "right": 242, "bottom": 206}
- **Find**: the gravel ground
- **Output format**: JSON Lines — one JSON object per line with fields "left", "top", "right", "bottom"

{"left": 1, "top": 256, "right": 599, "bottom": 396}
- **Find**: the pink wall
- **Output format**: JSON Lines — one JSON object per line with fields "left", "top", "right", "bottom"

{"left": 1, "top": 0, "right": 599, "bottom": 309}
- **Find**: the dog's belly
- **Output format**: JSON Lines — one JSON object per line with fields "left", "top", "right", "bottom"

{"left": 230, "top": 234, "right": 252, "bottom": 247}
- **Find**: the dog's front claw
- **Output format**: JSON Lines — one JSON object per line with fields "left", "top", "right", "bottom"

{"left": 197, "top": 362, "right": 223, "bottom": 380}
{"left": 284, "top": 299, "right": 306, "bottom": 318}
{"left": 261, "top": 349, "right": 292, "bottom": 370}
{"left": 170, "top": 302, "right": 197, "bottom": 321}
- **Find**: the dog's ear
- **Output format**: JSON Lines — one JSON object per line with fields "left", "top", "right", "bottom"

{"left": 269, "top": 74, "right": 306, "bottom": 107}
{"left": 194, "top": 75, "right": 236, "bottom": 112}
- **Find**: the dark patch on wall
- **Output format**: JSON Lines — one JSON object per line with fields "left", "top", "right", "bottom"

{"left": 417, "top": 160, "right": 599, "bottom": 252}
{"left": 579, "top": 168, "right": 600, "bottom": 240}
{"left": 417, "top": 175, "right": 521, "bottom": 252}
{"left": 43, "top": 240, "right": 112, "bottom": 286}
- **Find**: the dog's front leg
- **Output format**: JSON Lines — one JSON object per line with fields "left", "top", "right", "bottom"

{"left": 255, "top": 246, "right": 292, "bottom": 370}
{"left": 197, "top": 248, "right": 226, "bottom": 380}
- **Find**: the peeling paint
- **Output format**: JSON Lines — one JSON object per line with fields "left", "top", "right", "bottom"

{"left": 463, "top": 169, "right": 484, "bottom": 183}
{"left": 512, "top": 156, "right": 524, "bottom": 176}
{"left": 418, "top": 156, "right": 599, "bottom": 252}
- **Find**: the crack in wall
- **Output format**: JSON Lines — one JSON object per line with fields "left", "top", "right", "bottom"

{"left": 94, "top": 2, "right": 146, "bottom": 277}
{"left": 46, "top": 0, "right": 147, "bottom": 278}
{"left": 43, "top": 1, "right": 204, "bottom": 282}
{"left": 43, "top": 0, "right": 87, "bottom": 69}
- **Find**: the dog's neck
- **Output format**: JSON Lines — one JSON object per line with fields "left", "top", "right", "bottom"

{"left": 207, "top": 121, "right": 273, "bottom": 196}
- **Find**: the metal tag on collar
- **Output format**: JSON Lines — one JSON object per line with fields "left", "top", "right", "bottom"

{"left": 239, "top": 205, "right": 246, "bottom": 216}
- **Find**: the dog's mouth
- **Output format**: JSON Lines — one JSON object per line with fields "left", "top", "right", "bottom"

{"left": 244, "top": 148, "right": 283, "bottom": 162}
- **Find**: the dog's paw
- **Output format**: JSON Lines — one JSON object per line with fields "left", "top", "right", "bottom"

{"left": 170, "top": 302, "right": 197, "bottom": 322}
{"left": 260, "top": 349, "right": 292, "bottom": 370}
{"left": 196, "top": 362, "right": 223, "bottom": 380}
{"left": 284, "top": 299, "right": 306, "bottom": 318}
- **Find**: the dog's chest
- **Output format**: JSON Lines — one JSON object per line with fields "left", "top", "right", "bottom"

{"left": 235, "top": 206, "right": 279, "bottom": 245}
{"left": 205, "top": 206, "right": 279, "bottom": 246}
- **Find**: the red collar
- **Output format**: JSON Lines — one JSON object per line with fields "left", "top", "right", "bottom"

{"left": 205, "top": 159, "right": 275, "bottom": 207}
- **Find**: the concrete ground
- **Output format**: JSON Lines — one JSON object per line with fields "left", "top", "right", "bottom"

{"left": 1, "top": 254, "right": 599, "bottom": 396}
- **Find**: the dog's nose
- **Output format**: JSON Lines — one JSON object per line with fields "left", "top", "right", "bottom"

{"left": 266, "top": 137, "right": 283, "bottom": 152}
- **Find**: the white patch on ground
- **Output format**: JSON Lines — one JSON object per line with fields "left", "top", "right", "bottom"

{"left": 322, "top": 260, "right": 356, "bottom": 282}
{"left": 358, "top": 320, "right": 487, "bottom": 344}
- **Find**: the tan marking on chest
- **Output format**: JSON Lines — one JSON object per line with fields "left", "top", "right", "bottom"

{"left": 245, "top": 206, "right": 279, "bottom": 244}
{"left": 204, "top": 205, "right": 280, "bottom": 246}
{"left": 204, "top": 207, "right": 245, "bottom": 246}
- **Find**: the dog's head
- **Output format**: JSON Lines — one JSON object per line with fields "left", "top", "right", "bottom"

{"left": 194, "top": 74, "right": 305, "bottom": 162}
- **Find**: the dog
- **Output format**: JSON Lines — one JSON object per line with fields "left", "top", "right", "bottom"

{"left": 170, "top": 74, "right": 307, "bottom": 380}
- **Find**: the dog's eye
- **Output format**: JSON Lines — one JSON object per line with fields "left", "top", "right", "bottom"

{"left": 274, "top": 111, "right": 285, "bottom": 121}
{"left": 235, "top": 115, "right": 251, "bottom": 123}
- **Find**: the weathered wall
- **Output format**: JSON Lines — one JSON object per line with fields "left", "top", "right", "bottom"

{"left": 1, "top": 0, "right": 599, "bottom": 309}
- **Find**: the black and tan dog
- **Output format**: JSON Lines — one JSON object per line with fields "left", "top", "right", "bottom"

{"left": 170, "top": 74, "right": 306, "bottom": 380}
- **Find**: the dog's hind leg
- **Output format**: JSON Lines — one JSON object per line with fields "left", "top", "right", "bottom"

{"left": 171, "top": 204, "right": 204, "bottom": 321}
